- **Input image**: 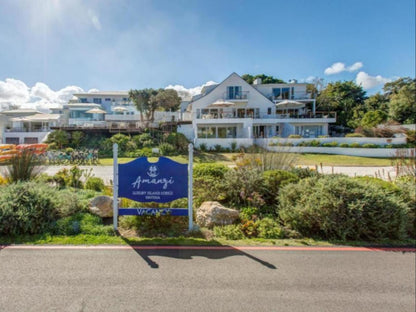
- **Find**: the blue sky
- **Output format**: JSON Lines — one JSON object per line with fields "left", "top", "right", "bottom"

{"left": 0, "top": 0, "right": 414, "bottom": 109}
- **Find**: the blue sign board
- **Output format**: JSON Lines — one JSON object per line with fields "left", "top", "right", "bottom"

{"left": 118, "top": 208, "right": 188, "bottom": 216}
{"left": 118, "top": 157, "right": 188, "bottom": 203}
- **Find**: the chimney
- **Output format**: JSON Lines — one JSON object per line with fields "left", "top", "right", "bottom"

{"left": 253, "top": 78, "right": 262, "bottom": 85}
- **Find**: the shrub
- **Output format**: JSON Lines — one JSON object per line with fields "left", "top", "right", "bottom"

{"left": 318, "top": 135, "right": 329, "bottom": 138}
{"left": 230, "top": 141, "right": 237, "bottom": 152}
{"left": 349, "top": 142, "right": 361, "bottom": 148}
{"left": 133, "top": 133, "right": 155, "bottom": 148}
{"left": 406, "top": 130, "right": 416, "bottom": 144}
{"left": 198, "top": 143, "right": 207, "bottom": 152}
{"left": 322, "top": 141, "right": 338, "bottom": 147}
{"left": 239, "top": 207, "right": 260, "bottom": 222}
{"left": 362, "top": 143, "right": 378, "bottom": 148}
{"left": 119, "top": 214, "right": 187, "bottom": 237}
{"left": 193, "top": 163, "right": 229, "bottom": 178}
{"left": 165, "top": 133, "right": 189, "bottom": 153}
{"left": 241, "top": 220, "right": 258, "bottom": 237}
{"left": 279, "top": 176, "right": 409, "bottom": 240}
{"left": 0, "top": 182, "right": 58, "bottom": 235}
{"left": 290, "top": 167, "right": 320, "bottom": 179}
{"left": 263, "top": 170, "right": 299, "bottom": 205}
{"left": 5, "top": 149, "right": 44, "bottom": 183}
{"left": 339, "top": 143, "right": 349, "bottom": 147}
{"left": 110, "top": 133, "right": 130, "bottom": 152}
{"left": 310, "top": 139, "right": 321, "bottom": 147}
{"left": 53, "top": 213, "right": 114, "bottom": 236}
{"left": 256, "top": 218, "right": 284, "bottom": 239}
{"left": 214, "top": 144, "right": 222, "bottom": 152}
{"left": 159, "top": 143, "right": 176, "bottom": 156}
{"left": 288, "top": 134, "right": 302, "bottom": 138}
{"left": 85, "top": 177, "right": 105, "bottom": 192}
{"left": 345, "top": 133, "right": 365, "bottom": 137}
{"left": 213, "top": 224, "right": 244, "bottom": 240}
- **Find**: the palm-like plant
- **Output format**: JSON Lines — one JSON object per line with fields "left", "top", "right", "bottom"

{"left": 6, "top": 149, "right": 44, "bottom": 183}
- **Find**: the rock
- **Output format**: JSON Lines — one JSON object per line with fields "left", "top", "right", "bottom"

{"left": 89, "top": 196, "right": 116, "bottom": 218}
{"left": 196, "top": 201, "right": 239, "bottom": 228}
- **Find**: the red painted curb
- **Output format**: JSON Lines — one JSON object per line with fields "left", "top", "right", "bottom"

{"left": 1, "top": 245, "right": 415, "bottom": 252}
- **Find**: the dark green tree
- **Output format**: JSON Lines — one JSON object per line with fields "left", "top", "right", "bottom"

{"left": 128, "top": 88, "right": 158, "bottom": 122}
{"left": 316, "top": 81, "right": 367, "bottom": 129}
{"left": 385, "top": 78, "right": 416, "bottom": 124}
{"left": 47, "top": 130, "right": 69, "bottom": 149}
{"left": 242, "top": 74, "right": 285, "bottom": 84}
{"left": 151, "top": 89, "right": 181, "bottom": 112}
{"left": 360, "top": 110, "right": 388, "bottom": 128}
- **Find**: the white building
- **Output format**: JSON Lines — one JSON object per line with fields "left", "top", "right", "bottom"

{"left": 178, "top": 73, "right": 336, "bottom": 148}
{"left": 0, "top": 109, "right": 60, "bottom": 144}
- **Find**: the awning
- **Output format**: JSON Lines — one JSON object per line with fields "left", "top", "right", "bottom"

{"left": 112, "top": 106, "right": 128, "bottom": 112}
{"left": 86, "top": 108, "right": 107, "bottom": 114}
{"left": 207, "top": 99, "right": 235, "bottom": 108}
{"left": 276, "top": 100, "right": 305, "bottom": 109}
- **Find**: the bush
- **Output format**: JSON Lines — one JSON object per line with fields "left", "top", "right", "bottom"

{"left": 159, "top": 143, "right": 176, "bottom": 156}
{"left": 288, "top": 134, "right": 302, "bottom": 138}
{"left": 193, "top": 163, "right": 229, "bottom": 178}
{"left": 164, "top": 133, "right": 189, "bottom": 153}
{"left": 213, "top": 224, "right": 244, "bottom": 240}
{"left": 322, "top": 141, "right": 338, "bottom": 147}
{"left": 230, "top": 141, "right": 237, "bottom": 152}
{"left": 198, "top": 143, "right": 207, "bottom": 152}
{"left": 263, "top": 170, "right": 299, "bottom": 205}
{"left": 362, "top": 143, "right": 378, "bottom": 148}
{"left": 339, "top": 143, "right": 349, "bottom": 147}
{"left": 85, "top": 177, "right": 105, "bottom": 192}
{"left": 119, "top": 214, "right": 187, "bottom": 237}
{"left": 290, "top": 167, "right": 320, "bottom": 179}
{"left": 53, "top": 213, "right": 114, "bottom": 236}
{"left": 349, "top": 142, "right": 361, "bottom": 148}
{"left": 132, "top": 133, "right": 155, "bottom": 148}
{"left": 345, "top": 133, "right": 365, "bottom": 137}
{"left": 239, "top": 207, "right": 259, "bottom": 222}
{"left": 5, "top": 149, "right": 44, "bottom": 183}
{"left": 279, "top": 176, "right": 409, "bottom": 240}
{"left": 256, "top": 218, "right": 284, "bottom": 239}
{"left": 0, "top": 182, "right": 58, "bottom": 235}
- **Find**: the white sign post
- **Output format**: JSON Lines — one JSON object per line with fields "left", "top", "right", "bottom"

{"left": 113, "top": 143, "right": 119, "bottom": 231}
{"left": 188, "top": 143, "right": 194, "bottom": 232}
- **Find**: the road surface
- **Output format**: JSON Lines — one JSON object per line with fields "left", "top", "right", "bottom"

{"left": 0, "top": 246, "right": 414, "bottom": 312}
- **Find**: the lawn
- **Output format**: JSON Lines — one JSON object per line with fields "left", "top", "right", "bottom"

{"left": 98, "top": 152, "right": 392, "bottom": 167}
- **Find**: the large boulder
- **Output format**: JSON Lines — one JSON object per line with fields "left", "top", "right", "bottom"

{"left": 89, "top": 196, "right": 116, "bottom": 218}
{"left": 196, "top": 201, "right": 239, "bottom": 228}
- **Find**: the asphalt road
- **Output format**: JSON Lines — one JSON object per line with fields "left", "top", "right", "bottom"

{"left": 39, "top": 165, "right": 398, "bottom": 184}
{"left": 0, "top": 246, "right": 414, "bottom": 312}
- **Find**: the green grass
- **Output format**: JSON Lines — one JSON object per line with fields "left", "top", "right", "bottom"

{"left": 98, "top": 152, "right": 392, "bottom": 167}
{"left": 1, "top": 234, "right": 413, "bottom": 247}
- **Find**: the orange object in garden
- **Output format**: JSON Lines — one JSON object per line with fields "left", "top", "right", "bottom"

{"left": 16, "top": 143, "right": 48, "bottom": 155}
{"left": 0, "top": 144, "right": 18, "bottom": 162}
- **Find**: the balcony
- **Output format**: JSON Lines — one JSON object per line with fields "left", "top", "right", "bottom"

{"left": 196, "top": 111, "right": 336, "bottom": 120}
{"left": 223, "top": 91, "right": 249, "bottom": 101}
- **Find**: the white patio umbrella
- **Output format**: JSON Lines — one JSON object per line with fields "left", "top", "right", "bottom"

{"left": 112, "top": 106, "right": 128, "bottom": 112}
{"left": 86, "top": 108, "right": 107, "bottom": 114}
{"left": 207, "top": 99, "right": 235, "bottom": 108}
{"left": 275, "top": 100, "right": 305, "bottom": 109}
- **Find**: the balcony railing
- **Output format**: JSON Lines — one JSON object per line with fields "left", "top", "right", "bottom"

{"left": 197, "top": 111, "right": 336, "bottom": 120}
{"left": 5, "top": 128, "right": 50, "bottom": 133}
{"left": 223, "top": 91, "right": 249, "bottom": 100}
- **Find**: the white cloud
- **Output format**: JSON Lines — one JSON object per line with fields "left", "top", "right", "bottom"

{"left": 165, "top": 81, "right": 217, "bottom": 100}
{"left": 88, "top": 9, "right": 101, "bottom": 31}
{"left": 355, "top": 71, "right": 391, "bottom": 90}
{"left": 0, "top": 78, "right": 85, "bottom": 112}
{"left": 324, "top": 61, "right": 363, "bottom": 75}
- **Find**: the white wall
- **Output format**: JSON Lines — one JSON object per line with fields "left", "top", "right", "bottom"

{"left": 195, "top": 138, "right": 254, "bottom": 149}
{"left": 265, "top": 146, "right": 414, "bottom": 158}
{"left": 4, "top": 131, "right": 51, "bottom": 144}
{"left": 261, "top": 137, "right": 407, "bottom": 146}
{"left": 177, "top": 124, "right": 194, "bottom": 141}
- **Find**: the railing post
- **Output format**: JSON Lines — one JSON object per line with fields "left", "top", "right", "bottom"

{"left": 113, "top": 143, "right": 119, "bottom": 231}
{"left": 188, "top": 143, "right": 194, "bottom": 232}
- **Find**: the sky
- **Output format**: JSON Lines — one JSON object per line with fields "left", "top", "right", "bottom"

{"left": 0, "top": 0, "right": 414, "bottom": 110}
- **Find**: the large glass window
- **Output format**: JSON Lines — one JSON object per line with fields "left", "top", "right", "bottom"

{"left": 93, "top": 98, "right": 102, "bottom": 104}
{"left": 217, "top": 127, "right": 226, "bottom": 138}
{"left": 207, "top": 127, "right": 216, "bottom": 138}
{"left": 80, "top": 98, "right": 88, "bottom": 103}
{"left": 272, "top": 88, "right": 281, "bottom": 99}
{"left": 282, "top": 88, "right": 290, "bottom": 99}
{"left": 227, "top": 86, "right": 242, "bottom": 99}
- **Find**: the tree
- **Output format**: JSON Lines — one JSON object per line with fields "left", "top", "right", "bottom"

{"left": 242, "top": 74, "right": 285, "bottom": 84}
{"left": 151, "top": 89, "right": 181, "bottom": 112}
{"left": 364, "top": 93, "right": 389, "bottom": 113}
{"left": 316, "top": 81, "right": 367, "bottom": 129}
{"left": 47, "top": 130, "right": 69, "bottom": 149}
{"left": 71, "top": 131, "right": 84, "bottom": 148}
{"left": 360, "top": 110, "right": 388, "bottom": 128}
{"left": 385, "top": 78, "right": 416, "bottom": 124}
{"left": 128, "top": 88, "right": 158, "bottom": 122}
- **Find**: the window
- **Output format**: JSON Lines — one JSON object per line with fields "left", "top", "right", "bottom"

{"left": 93, "top": 98, "right": 102, "bottom": 104}
{"left": 227, "top": 86, "right": 242, "bottom": 99}
{"left": 218, "top": 127, "right": 226, "bottom": 138}
{"left": 282, "top": 88, "right": 290, "bottom": 99}
{"left": 272, "top": 88, "right": 281, "bottom": 99}
{"left": 80, "top": 98, "right": 88, "bottom": 103}
{"left": 105, "top": 98, "right": 111, "bottom": 101}
{"left": 267, "top": 108, "right": 272, "bottom": 115}
{"left": 291, "top": 87, "right": 295, "bottom": 99}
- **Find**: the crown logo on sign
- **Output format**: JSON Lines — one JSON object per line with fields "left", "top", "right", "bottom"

{"left": 147, "top": 165, "right": 159, "bottom": 178}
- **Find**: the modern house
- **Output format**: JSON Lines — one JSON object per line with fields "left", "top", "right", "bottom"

{"left": 0, "top": 109, "right": 60, "bottom": 144}
{"left": 178, "top": 73, "right": 336, "bottom": 148}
